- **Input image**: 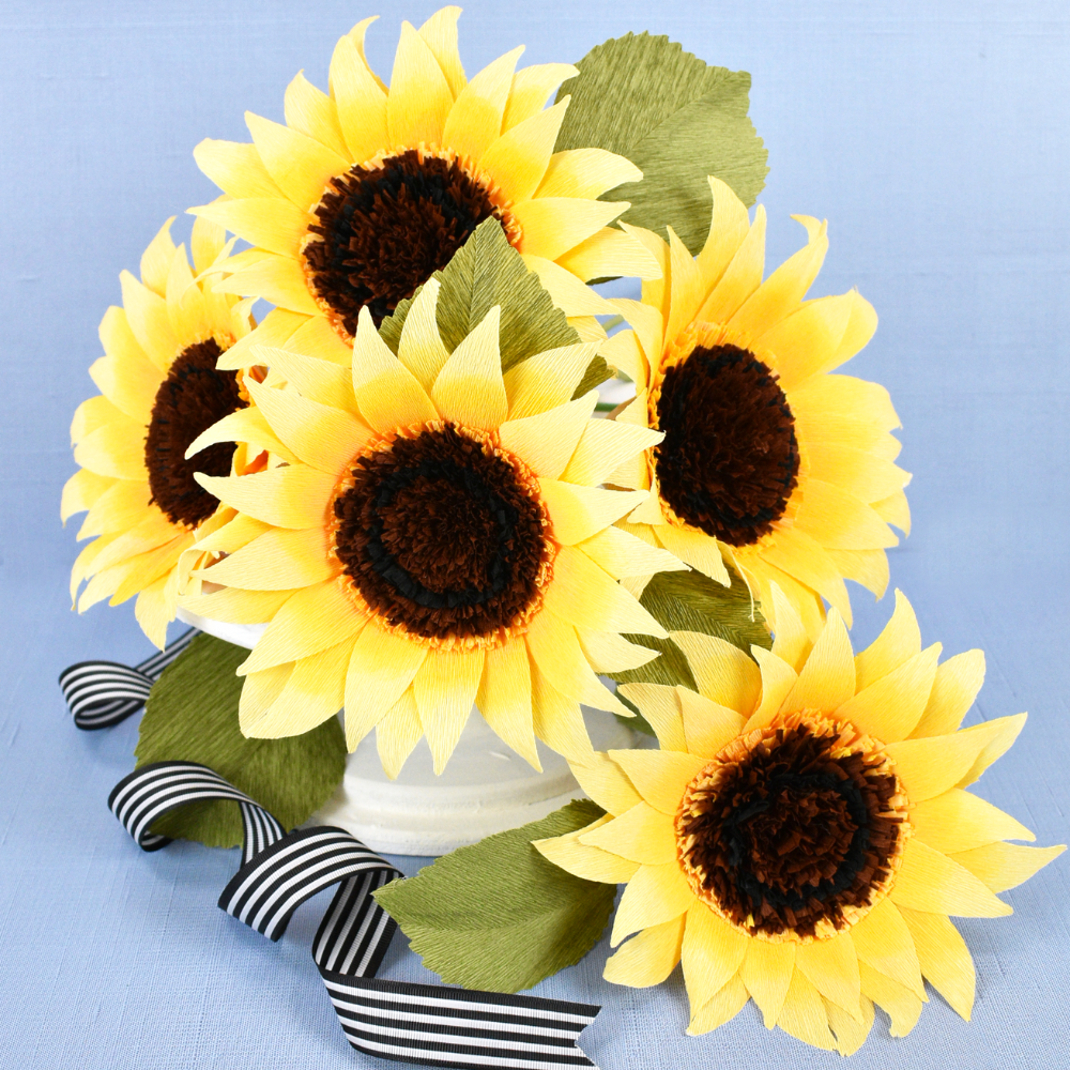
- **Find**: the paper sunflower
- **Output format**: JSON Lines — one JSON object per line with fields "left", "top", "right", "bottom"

{"left": 180, "top": 279, "right": 683, "bottom": 774}
{"left": 62, "top": 217, "right": 255, "bottom": 648}
{"left": 535, "top": 590, "right": 1064, "bottom": 1054}
{"left": 190, "top": 6, "right": 655, "bottom": 370}
{"left": 604, "top": 178, "right": 910, "bottom": 637}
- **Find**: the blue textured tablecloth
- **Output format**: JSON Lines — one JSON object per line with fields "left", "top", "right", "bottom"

{"left": 2, "top": 1, "right": 1068, "bottom": 1067}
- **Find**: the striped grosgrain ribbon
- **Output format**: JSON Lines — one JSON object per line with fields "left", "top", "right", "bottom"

{"left": 58, "top": 627, "right": 198, "bottom": 728}
{"left": 65, "top": 635, "right": 602, "bottom": 1070}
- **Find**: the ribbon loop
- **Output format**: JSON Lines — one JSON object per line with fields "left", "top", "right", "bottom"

{"left": 104, "top": 757, "right": 602, "bottom": 1070}
{"left": 59, "top": 628, "right": 198, "bottom": 729}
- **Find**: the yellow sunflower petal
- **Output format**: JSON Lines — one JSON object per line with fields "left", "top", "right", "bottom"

{"left": 576, "top": 629, "right": 659, "bottom": 674}
{"left": 180, "top": 586, "right": 296, "bottom": 625}
{"left": 872, "top": 488, "right": 912, "bottom": 536}
{"left": 767, "top": 582, "right": 812, "bottom": 670}
{"left": 890, "top": 839, "right": 1013, "bottom": 917}
{"left": 502, "top": 62, "right": 577, "bottom": 130}
{"left": 88, "top": 351, "right": 158, "bottom": 424}
{"left": 200, "top": 526, "right": 336, "bottom": 591}
{"left": 186, "top": 404, "right": 297, "bottom": 466}
{"left": 374, "top": 688, "right": 423, "bottom": 780}
{"left": 533, "top": 817, "right": 640, "bottom": 884}
{"left": 757, "top": 291, "right": 854, "bottom": 390}
{"left": 556, "top": 225, "right": 663, "bottom": 283}
{"left": 193, "top": 138, "right": 283, "bottom": 200}
{"left": 62, "top": 468, "right": 116, "bottom": 524}
{"left": 850, "top": 898, "right": 924, "bottom": 997}
{"left": 537, "top": 147, "right": 641, "bottom": 200}
{"left": 756, "top": 527, "right": 852, "bottom": 624}
{"left": 678, "top": 689, "right": 747, "bottom": 761}
{"left": 604, "top": 916, "right": 685, "bottom": 987}
{"left": 352, "top": 307, "right": 438, "bottom": 433}
{"left": 886, "top": 714, "right": 1026, "bottom": 802}
{"left": 216, "top": 308, "right": 306, "bottom": 371}
{"left": 76, "top": 478, "right": 151, "bottom": 540}
{"left": 526, "top": 610, "right": 631, "bottom": 717}
{"left": 854, "top": 588, "right": 922, "bottom": 689}
{"left": 561, "top": 420, "right": 662, "bottom": 489}
{"left": 246, "top": 379, "right": 369, "bottom": 475}
{"left": 512, "top": 197, "right": 629, "bottom": 262}
{"left": 836, "top": 644, "right": 941, "bottom": 744}
{"left": 806, "top": 444, "right": 910, "bottom": 507}
{"left": 825, "top": 994, "right": 875, "bottom": 1056}
{"left": 950, "top": 842, "right": 1064, "bottom": 894}
{"left": 671, "top": 632, "right": 761, "bottom": 715}
{"left": 417, "top": 6, "right": 465, "bottom": 98}
{"left": 95, "top": 304, "right": 154, "bottom": 386}
{"left": 191, "top": 196, "right": 310, "bottom": 259}
{"left": 498, "top": 391, "right": 597, "bottom": 480}
{"left": 134, "top": 573, "right": 175, "bottom": 651}
{"left": 910, "top": 649, "right": 986, "bottom": 738}
{"left": 578, "top": 526, "right": 683, "bottom": 582}
{"left": 796, "top": 931, "right": 861, "bottom": 1019}
{"left": 776, "top": 969, "right": 836, "bottom": 1052}
{"left": 897, "top": 906, "right": 975, "bottom": 1021}
{"left": 198, "top": 466, "right": 335, "bottom": 530}
{"left": 580, "top": 802, "right": 676, "bottom": 865}
{"left": 654, "top": 523, "right": 730, "bottom": 586}
{"left": 413, "top": 647, "right": 484, "bottom": 773}
{"left": 475, "top": 637, "right": 538, "bottom": 769}
{"left": 858, "top": 962, "right": 923, "bottom": 1037}
{"left": 911, "top": 789, "right": 1035, "bottom": 855}
{"left": 781, "top": 609, "right": 855, "bottom": 712}
{"left": 246, "top": 111, "right": 348, "bottom": 211}
{"left": 395, "top": 279, "right": 450, "bottom": 391}
{"left": 387, "top": 21, "right": 453, "bottom": 147}
{"left": 120, "top": 268, "right": 181, "bottom": 372}
{"left": 212, "top": 254, "right": 319, "bottom": 316}
{"left": 740, "top": 939, "right": 795, "bottom": 1029}
{"left": 441, "top": 46, "right": 522, "bottom": 163}
{"left": 284, "top": 70, "right": 349, "bottom": 160}
{"left": 611, "top": 862, "right": 695, "bottom": 946}
{"left": 695, "top": 177, "right": 752, "bottom": 290}
{"left": 503, "top": 340, "right": 601, "bottom": 419}
{"left": 617, "top": 683, "right": 684, "bottom": 751}
{"left": 245, "top": 640, "right": 350, "bottom": 737}
{"left": 238, "top": 577, "right": 364, "bottom": 674}
{"left": 138, "top": 217, "right": 176, "bottom": 296}
{"left": 239, "top": 663, "right": 293, "bottom": 733}
{"left": 696, "top": 205, "right": 767, "bottom": 326}
{"left": 530, "top": 664, "right": 593, "bottom": 761}
{"left": 252, "top": 345, "right": 356, "bottom": 410}
{"left": 329, "top": 25, "right": 389, "bottom": 164}
{"left": 568, "top": 752, "right": 642, "bottom": 815}
{"left": 479, "top": 98, "right": 567, "bottom": 205}
{"left": 539, "top": 481, "right": 647, "bottom": 545}
{"left": 430, "top": 306, "right": 508, "bottom": 430}
{"left": 608, "top": 748, "right": 708, "bottom": 815}
{"left": 343, "top": 624, "right": 428, "bottom": 751}
{"left": 687, "top": 973, "right": 750, "bottom": 1036}
{"left": 794, "top": 479, "right": 898, "bottom": 551}
{"left": 680, "top": 903, "right": 749, "bottom": 1009}
{"left": 744, "top": 647, "right": 799, "bottom": 732}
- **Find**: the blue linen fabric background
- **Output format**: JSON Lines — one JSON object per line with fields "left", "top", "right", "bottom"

{"left": 1, "top": 1, "right": 1068, "bottom": 1067}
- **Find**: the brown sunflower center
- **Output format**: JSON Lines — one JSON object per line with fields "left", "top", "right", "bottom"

{"left": 304, "top": 149, "right": 510, "bottom": 337}
{"left": 331, "top": 424, "right": 553, "bottom": 644}
{"left": 144, "top": 339, "right": 244, "bottom": 529}
{"left": 675, "top": 711, "right": 908, "bottom": 941}
{"left": 653, "top": 343, "right": 799, "bottom": 547}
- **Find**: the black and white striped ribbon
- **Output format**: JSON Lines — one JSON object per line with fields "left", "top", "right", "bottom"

{"left": 59, "top": 627, "right": 198, "bottom": 729}
{"left": 108, "top": 761, "right": 601, "bottom": 1070}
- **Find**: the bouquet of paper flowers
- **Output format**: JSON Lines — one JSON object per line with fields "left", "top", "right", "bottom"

{"left": 60, "top": 8, "right": 1063, "bottom": 1066}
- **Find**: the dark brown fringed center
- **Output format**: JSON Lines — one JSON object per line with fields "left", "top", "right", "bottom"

{"left": 144, "top": 339, "right": 244, "bottom": 529}
{"left": 332, "top": 425, "right": 551, "bottom": 642}
{"left": 676, "top": 718, "right": 906, "bottom": 939}
{"left": 654, "top": 344, "right": 799, "bottom": 547}
{"left": 304, "top": 150, "right": 505, "bottom": 336}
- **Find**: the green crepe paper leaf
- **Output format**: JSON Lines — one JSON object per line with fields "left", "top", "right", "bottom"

{"left": 555, "top": 33, "right": 768, "bottom": 254}
{"left": 135, "top": 634, "right": 346, "bottom": 848}
{"left": 374, "top": 800, "right": 614, "bottom": 994}
{"left": 379, "top": 218, "right": 581, "bottom": 375}
{"left": 612, "top": 566, "right": 771, "bottom": 735}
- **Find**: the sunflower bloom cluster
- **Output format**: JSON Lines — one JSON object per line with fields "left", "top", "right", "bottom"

{"left": 604, "top": 177, "right": 911, "bottom": 638}
{"left": 191, "top": 6, "right": 656, "bottom": 372}
{"left": 536, "top": 590, "right": 1063, "bottom": 1054}
{"left": 180, "top": 279, "right": 684, "bottom": 774}
{"left": 62, "top": 217, "right": 256, "bottom": 647}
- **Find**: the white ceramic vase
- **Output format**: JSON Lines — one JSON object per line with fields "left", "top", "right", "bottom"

{"left": 176, "top": 607, "right": 633, "bottom": 855}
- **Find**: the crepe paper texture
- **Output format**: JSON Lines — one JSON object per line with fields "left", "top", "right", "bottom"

{"left": 554, "top": 32, "right": 768, "bottom": 255}
{"left": 135, "top": 633, "right": 346, "bottom": 847}
{"left": 178, "top": 264, "right": 683, "bottom": 774}
{"left": 534, "top": 590, "right": 1065, "bottom": 1055}
{"left": 604, "top": 177, "right": 910, "bottom": 641}
{"left": 374, "top": 799, "right": 614, "bottom": 993}
{"left": 612, "top": 566, "right": 771, "bottom": 736}
{"left": 61, "top": 216, "right": 256, "bottom": 650}
{"left": 190, "top": 5, "right": 659, "bottom": 372}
